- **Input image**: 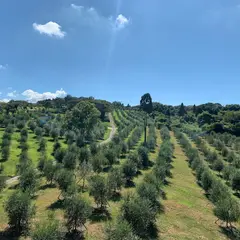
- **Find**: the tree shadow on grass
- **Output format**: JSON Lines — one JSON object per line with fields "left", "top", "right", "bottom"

{"left": 233, "top": 192, "right": 240, "bottom": 199}
{"left": 39, "top": 183, "right": 56, "bottom": 190}
{"left": 125, "top": 180, "right": 135, "bottom": 188}
{"left": 103, "top": 166, "right": 112, "bottom": 173}
{"left": 164, "top": 179, "right": 172, "bottom": 186}
{"left": 8, "top": 183, "right": 19, "bottom": 190}
{"left": 220, "top": 226, "right": 240, "bottom": 240}
{"left": 89, "top": 208, "right": 111, "bottom": 223}
{"left": 139, "top": 223, "right": 158, "bottom": 240}
{"left": 65, "top": 230, "right": 85, "bottom": 240}
{"left": 0, "top": 159, "right": 7, "bottom": 163}
{"left": 47, "top": 199, "right": 64, "bottom": 210}
{"left": 0, "top": 228, "right": 21, "bottom": 240}
{"left": 109, "top": 192, "right": 122, "bottom": 202}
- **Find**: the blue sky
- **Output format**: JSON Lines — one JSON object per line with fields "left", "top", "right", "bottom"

{"left": 0, "top": 0, "right": 240, "bottom": 106}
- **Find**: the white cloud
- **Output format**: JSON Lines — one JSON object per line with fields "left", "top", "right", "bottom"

{"left": 7, "top": 90, "right": 18, "bottom": 98}
{"left": 115, "top": 14, "right": 129, "bottom": 30}
{"left": 0, "top": 64, "right": 7, "bottom": 70}
{"left": 33, "top": 21, "right": 66, "bottom": 38}
{"left": 71, "top": 4, "right": 130, "bottom": 31}
{"left": 0, "top": 99, "right": 10, "bottom": 103}
{"left": 71, "top": 4, "right": 83, "bottom": 11}
{"left": 22, "top": 88, "right": 67, "bottom": 103}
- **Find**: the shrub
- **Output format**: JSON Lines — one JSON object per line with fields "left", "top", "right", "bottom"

{"left": 5, "top": 190, "right": 35, "bottom": 234}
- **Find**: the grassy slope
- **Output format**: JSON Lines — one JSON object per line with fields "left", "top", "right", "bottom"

{"left": 157, "top": 132, "right": 228, "bottom": 240}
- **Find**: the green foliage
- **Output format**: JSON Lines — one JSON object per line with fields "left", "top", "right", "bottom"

{"left": 65, "top": 101, "right": 100, "bottom": 138}
{"left": 35, "top": 127, "right": 43, "bottom": 138}
{"left": 105, "top": 220, "right": 140, "bottom": 240}
{"left": 19, "top": 164, "right": 39, "bottom": 196}
{"left": 91, "top": 153, "right": 107, "bottom": 173}
{"left": 89, "top": 175, "right": 108, "bottom": 209}
{"left": 0, "top": 175, "right": 6, "bottom": 192}
{"left": 140, "top": 93, "right": 153, "bottom": 114}
{"left": 136, "top": 182, "right": 159, "bottom": 208}
{"left": 78, "top": 161, "right": 92, "bottom": 190}
{"left": 179, "top": 103, "right": 186, "bottom": 116}
{"left": 5, "top": 190, "right": 35, "bottom": 234}
{"left": 64, "top": 194, "right": 92, "bottom": 233}
{"left": 214, "top": 197, "right": 240, "bottom": 226}
{"left": 55, "top": 168, "right": 74, "bottom": 196}
{"left": 201, "top": 170, "right": 214, "bottom": 193}
{"left": 54, "top": 148, "right": 66, "bottom": 164}
{"left": 231, "top": 170, "right": 240, "bottom": 192}
{"left": 137, "top": 146, "right": 149, "bottom": 168}
{"left": 197, "top": 111, "right": 215, "bottom": 126}
{"left": 121, "top": 194, "right": 157, "bottom": 238}
{"left": 107, "top": 167, "right": 125, "bottom": 196}
{"left": 31, "top": 213, "right": 62, "bottom": 240}
{"left": 122, "top": 159, "right": 137, "bottom": 183}
{"left": 43, "top": 160, "right": 57, "bottom": 184}
{"left": 212, "top": 159, "right": 224, "bottom": 173}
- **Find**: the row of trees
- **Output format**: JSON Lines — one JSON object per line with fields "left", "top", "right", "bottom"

{"left": 106, "top": 126, "right": 173, "bottom": 239}
{"left": 175, "top": 129, "right": 240, "bottom": 231}
{"left": 186, "top": 131, "right": 240, "bottom": 194}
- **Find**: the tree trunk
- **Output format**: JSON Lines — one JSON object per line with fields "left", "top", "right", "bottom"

{"left": 144, "top": 113, "right": 147, "bottom": 146}
{"left": 82, "top": 178, "right": 85, "bottom": 192}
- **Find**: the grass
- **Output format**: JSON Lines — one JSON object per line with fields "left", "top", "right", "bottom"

{"left": 103, "top": 122, "right": 111, "bottom": 141}
{"left": 157, "top": 132, "right": 228, "bottom": 240}
{"left": 0, "top": 129, "right": 68, "bottom": 177}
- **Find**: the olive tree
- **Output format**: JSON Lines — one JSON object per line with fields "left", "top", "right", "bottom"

{"left": 64, "top": 194, "right": 92, "bottom": 234}
{"left": 88, "top": 175, "right": 109, "bottom": 210}
{"left": 5, "top": 190, "right": 35, "bottom": 234}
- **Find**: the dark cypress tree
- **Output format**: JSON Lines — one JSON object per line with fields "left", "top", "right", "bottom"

{"left": 179, "top": 103, "right": 186, "bottom": 116}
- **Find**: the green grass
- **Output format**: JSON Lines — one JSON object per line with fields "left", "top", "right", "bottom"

{"left": 103, "top": 122, "right": 111, "bottom": 141}
{"left": 157, "top": 133, "right": 228, "bottom": 240}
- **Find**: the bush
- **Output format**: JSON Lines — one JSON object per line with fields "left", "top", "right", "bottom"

{"left": 43, "top": 160, "right": 57, "bottom": 184}
{"left": 89, "top": 175, "right": 109, "bottom": 210}
{"left": 122, "top": 160, "right": 137, "bottom": 184}
{"left": 136, "top": 182, "right": 159, "bottom": 209}
{"left": 107, "top": 168, "right": 125, "bottom": 197}
{"left": 121, "top": 194, "right": 157, "bottom": 238}
{"left": 64, "top": 194, "right": 92, "bottom": 233}
{"left": 137, "top": 146, "right": 149, "bottom": 168}
{"left": 54, "top": 148, "right": 66, "bottom": 164}
{"left": 214, "top": 197, "right": 240, "bottom": 227}
{"left": 19, "top": 165, "right": 39, "bottom": 196}
{"left": 31, "top": 213, "right": 62, "bottom": 240}
{"left": 212, "top": 159, "right": 224, "bottom": 174}
{"left": 91, "top": 153, "right": 107, "bottom": 173}
{"left": 210, "top": 180, "right": 230, "bottom": 204}
{"left": 5, "top": 190, "right": 35, "bottom": 234}
{"left": 105, "top": 220, "right": 140, "bottom": 240}
{"left": 201, "top": 170, "right": 213, "bottom": 193}
{"left": 55, "top": 169, "right": 74, "bottom": 198}
{"left": 231, "top": 171, "right": 240, "bottom": 193}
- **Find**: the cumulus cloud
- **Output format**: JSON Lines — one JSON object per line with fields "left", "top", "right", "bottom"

{"left": 0, "top": 64, "right": 8, "bottom": 70}
{"left": 71, "top": 4, "right": 130, "bottom": 31}
{"left": 7, "top": 90, "right": 18, "bottom": 98}
{"left": 22, "top": 88, "right": 67, "bottom": 103}
{"left": 33, "top": 21, "right": 66, "bottom": 38}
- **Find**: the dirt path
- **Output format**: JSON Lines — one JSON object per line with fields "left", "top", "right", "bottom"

{"left": 6, "top": 176, "right": 19, "bottom": 185}
{"left": 99, "top": 112, "right": 116, "bottom": 146}
{"left": 157, "top": 132, "right": 227, "bottom": 240}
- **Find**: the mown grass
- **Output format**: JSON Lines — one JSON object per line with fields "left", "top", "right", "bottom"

{"left": 157, "top": 133, "right": 228, "bottom": 240}
{"left": 0, "top": 129, "right": 68, "bottom": 177}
